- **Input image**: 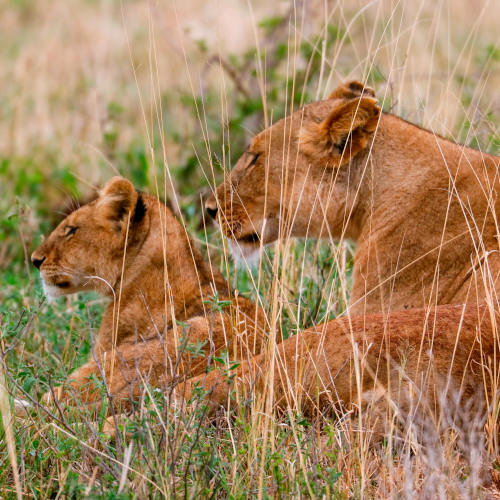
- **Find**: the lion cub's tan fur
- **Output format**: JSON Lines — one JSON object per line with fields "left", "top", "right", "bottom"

{"left": 207, "top": 80, "right": 500, "bottom": 314}
{"left": 31, "top": 177, "right": 266, "bottom": 410}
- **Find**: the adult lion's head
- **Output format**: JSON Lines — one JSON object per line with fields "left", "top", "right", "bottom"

{"left": 31, "top": 177, "right": 148, "bottom": 299}
{"left": 205, "top": 80, "right": 380, "bottom": 257}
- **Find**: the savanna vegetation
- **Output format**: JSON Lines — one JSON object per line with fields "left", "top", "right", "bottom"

{"left": 3, "top": 0, "right": 500, "bottom": 497}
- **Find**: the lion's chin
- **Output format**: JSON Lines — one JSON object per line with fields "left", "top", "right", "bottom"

{"left": 41, "top": 279, "right": 73, "bottom": 302}
{"left": 227, "top": 240, "right": 263, "bottom": 269}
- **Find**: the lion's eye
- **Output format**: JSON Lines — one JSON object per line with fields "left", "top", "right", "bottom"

{"left": 65, "top": 226, "right": 78, "bottom": 237}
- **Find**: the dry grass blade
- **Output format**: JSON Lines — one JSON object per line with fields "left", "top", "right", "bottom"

{"left": 0, "top": 362, "right": 22, "bottom": 500}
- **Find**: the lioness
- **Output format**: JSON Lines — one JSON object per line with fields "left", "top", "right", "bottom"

{"left": 206, "top": 80, "right": 500, "bottom": 314}
{"left": 30, "top": 176, "right": 266, "bottom": 411}
{"left": 180, "top": 302, "right": 499, "bottom": 435}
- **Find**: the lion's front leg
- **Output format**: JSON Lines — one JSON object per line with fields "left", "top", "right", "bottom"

{"left": 41, "top": 353, "right": 138, "bottom": 412}
{"left": 41, "top": 340, "right": 171, "bottom": 414}
{"left": 42, "top": 359, "right": 106, "bottom": 408}
{"left": 40, "top": 313, "right": 236, "bottom": 414}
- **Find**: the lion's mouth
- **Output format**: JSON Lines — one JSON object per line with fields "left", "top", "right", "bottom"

{"left": 56, "top": 280, "right": 72, "bottom": 289}
{"left": 40, "top": 273, "right": 76, "bottom": 298}
{"left": 237, "top": 232, "right": 261, "bottom": 245}
{"left": 41, "top": 278, "right": 69, "bottom": 302}
{"left": 227, "top": 220, "right": 280, "bottom": 266}
{"left": 43, "top": 274, "right": 73, "bottom": 288}
{"left": 231, "top": 217, "right": 281, "bottom": 247}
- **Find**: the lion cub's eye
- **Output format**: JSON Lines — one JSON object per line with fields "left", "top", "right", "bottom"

{"left": 64, "top": 226, "right": 78, "bottom": 237}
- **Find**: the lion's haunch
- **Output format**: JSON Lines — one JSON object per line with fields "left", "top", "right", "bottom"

{"left": 180, "top": 303, "right": 496, "bottom": 422}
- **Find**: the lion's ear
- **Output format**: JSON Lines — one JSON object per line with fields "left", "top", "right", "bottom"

{"left": 300, "top": 96, "right": 380, "bottom": 167}
{"left": 327, "top": 80, "right": 375, "bottom": 100}
{"left": 96, "top": 177, "right": 138, "bottom": 231}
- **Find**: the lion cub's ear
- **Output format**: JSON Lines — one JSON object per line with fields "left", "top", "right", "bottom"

{"left": 300, "top": 96, "right": 380, "bottom": 167}
{"left": 96, "top": 177, "right": 138, "bottom": 231}
{"left": 328, "top": 80, "right": 375, "bottom": 100}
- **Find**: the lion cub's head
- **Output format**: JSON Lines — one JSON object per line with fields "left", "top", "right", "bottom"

{"left": 31, "top": 177, "right": 147, "bottom": 299}
{"left": 205, "top": 80, "right": 380, "bottom": 257}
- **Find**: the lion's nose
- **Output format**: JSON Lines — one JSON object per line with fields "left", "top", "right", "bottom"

{"left": 205, "top": 199, "right": 218, "bottom": 220}
{"left": 31, "top": 255, "right": 46, "bottom": 269}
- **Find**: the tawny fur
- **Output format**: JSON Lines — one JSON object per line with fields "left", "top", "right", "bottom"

{"left": 206, "top": 80, "right": 500, "bottom": 314}
{"left": 180, "top": 302, "right": 500, "bottom": 430}
{"left": 31, "top": 177, "right": 267, "bottom": 411}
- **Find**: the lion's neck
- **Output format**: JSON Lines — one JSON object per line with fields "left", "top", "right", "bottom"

{"left": 96, "top": 200, "right": 228, "bottom": 351}
{"left": 348, "top": 113, "right": 500, "bottom": 314}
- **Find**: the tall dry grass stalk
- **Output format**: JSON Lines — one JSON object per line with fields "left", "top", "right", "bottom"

{"left": 0, "top": 361, "right": 21, "bottom": 499}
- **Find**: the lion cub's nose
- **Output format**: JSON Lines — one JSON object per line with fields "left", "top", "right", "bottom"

{"left": 205, "top": 199, "right": 218, "bottom": 220}
{"left": 31, "top": 255, "right": 46, "bottom": 269}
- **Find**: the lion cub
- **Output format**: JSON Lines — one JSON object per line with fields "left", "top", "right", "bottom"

{"left": 31, "top": 176, "right": 266, "bottom": 411}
